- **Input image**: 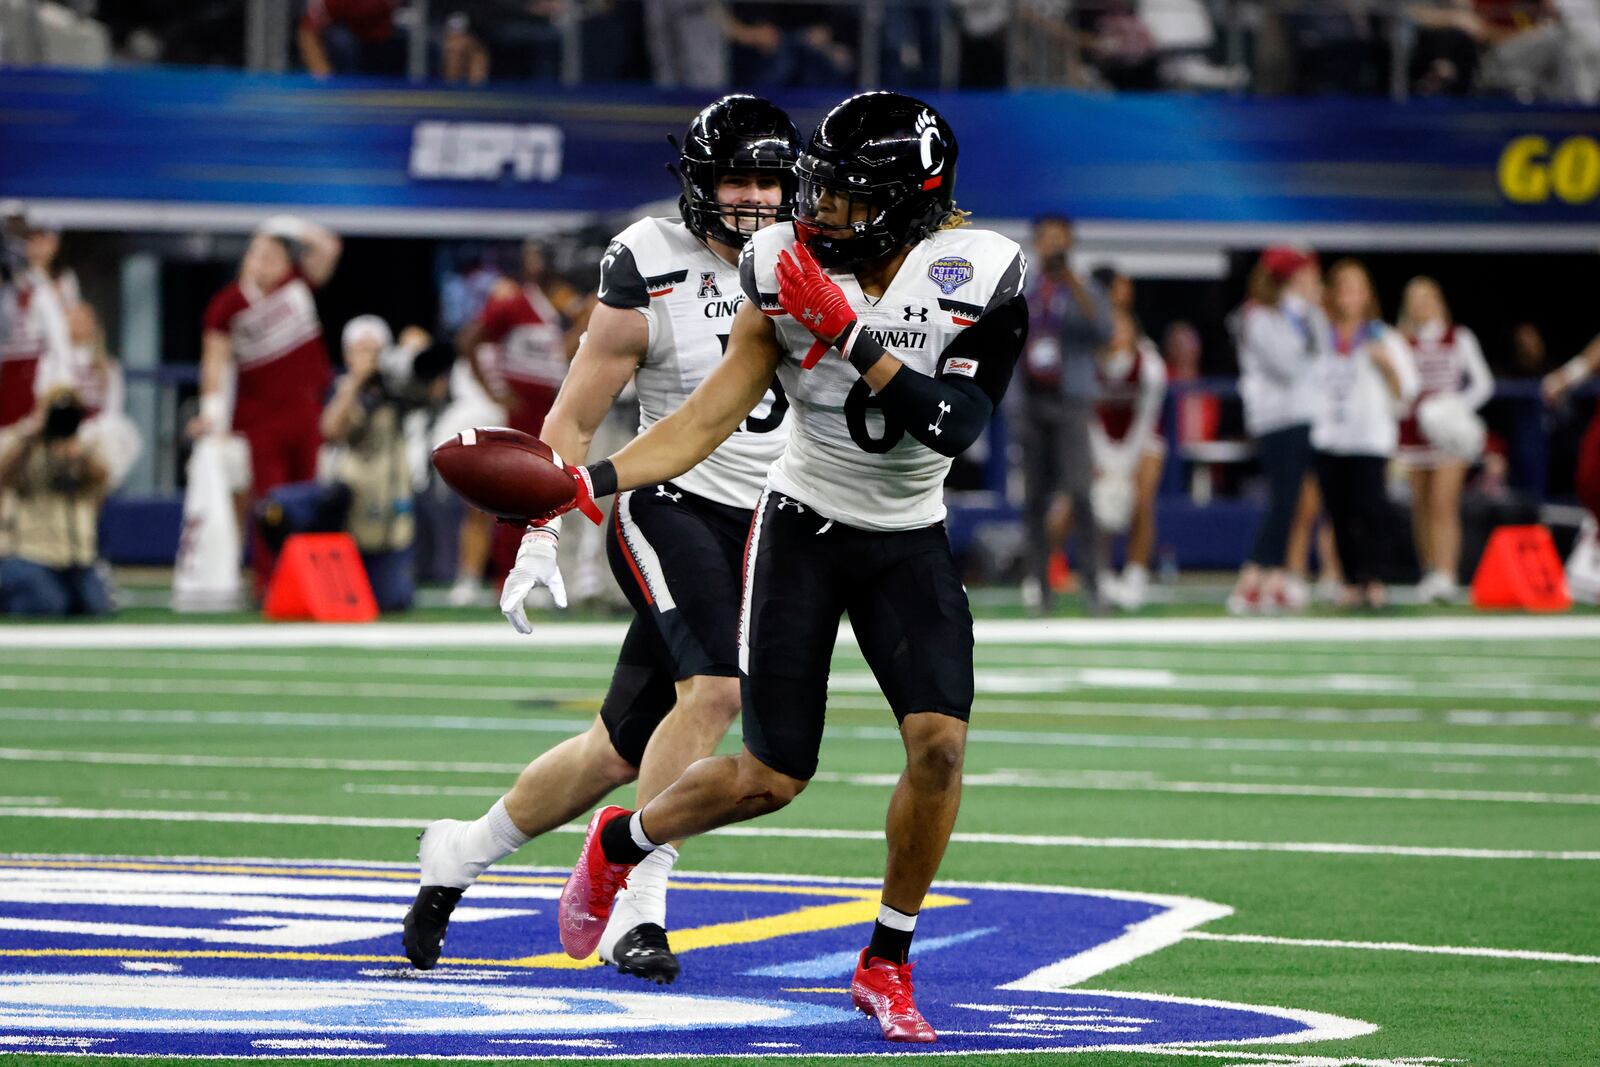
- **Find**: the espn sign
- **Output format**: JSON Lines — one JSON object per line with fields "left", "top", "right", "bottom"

{"left": 410, "top": 121, "right": 563, "bottom": 182}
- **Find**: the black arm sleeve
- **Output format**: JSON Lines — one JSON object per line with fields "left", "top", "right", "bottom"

{"left": 870, "top": 295, "right": 1029, "bottom": 458}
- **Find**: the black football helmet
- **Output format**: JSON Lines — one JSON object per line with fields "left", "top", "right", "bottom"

{"left": 671, "top": 94, "right": 801, "bottom": 249}
{"left": 793, "top": 92, "right": 959, "bottom": 270}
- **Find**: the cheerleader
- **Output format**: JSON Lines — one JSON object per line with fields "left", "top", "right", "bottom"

{"left": 1395, "top": 277, "right": 1493, "bottom": 603}
{"left": 1092, "top": 306, "right": 1167, "bottom": 610}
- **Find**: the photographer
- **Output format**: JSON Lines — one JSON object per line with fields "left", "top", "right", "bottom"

{"left": 316, "top": 316, "right": 431, "bottom": 612}
{"left": 0, "top": 388, "right": 112, "bottom": 617}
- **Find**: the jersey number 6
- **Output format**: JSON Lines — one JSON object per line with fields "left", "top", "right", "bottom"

{"left": 844, "top": 378, "right": 905, "bottom": 454}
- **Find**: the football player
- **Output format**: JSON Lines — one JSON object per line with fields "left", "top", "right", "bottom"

{"left": 544, "top": 92, "right": 1027, "bottom": 1043}
{"left": 403, "top": 95, "right": 800, "bottom": 984}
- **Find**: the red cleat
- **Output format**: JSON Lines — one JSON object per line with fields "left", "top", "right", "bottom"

{"left": 558, "top": 805, "right": 635, "bottom": 959}
{"left": 850, "top": 949, "right": 936, "bottom": 1043}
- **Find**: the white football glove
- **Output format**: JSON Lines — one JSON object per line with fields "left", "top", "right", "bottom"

{"left": 501, "top": 520, "right": 567, "bottom": 633}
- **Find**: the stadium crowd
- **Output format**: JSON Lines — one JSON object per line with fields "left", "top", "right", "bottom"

{"left": 4, "top": 198, "right": 1597, "bottom": 618}
{"left": 5, "top": 0, "right": 1595, "bottom": 103}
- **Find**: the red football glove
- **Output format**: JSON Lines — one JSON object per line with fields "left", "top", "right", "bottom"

{"left": 776, "top": 241, "right": 857, "bottom": 370}
{"left": 531, "top": 463, "right": 604, "bottom": 527}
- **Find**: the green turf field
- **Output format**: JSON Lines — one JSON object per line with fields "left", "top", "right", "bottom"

{"left": 0, "top": 613, "right": 1596, "bottom": 1067}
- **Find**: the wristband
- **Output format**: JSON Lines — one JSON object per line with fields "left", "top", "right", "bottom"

{"left": 585, "top": 458, "right": 619, "bottom": 499}
{"left": 536, "top": 514, "right": 563, "bottom": 540}
{"left": 837, "top": 321, "right": 888, "bottom": 376}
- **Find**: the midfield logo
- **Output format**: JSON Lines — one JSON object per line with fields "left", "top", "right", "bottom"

{"left": 0, "top": 857, "right": 1374, "bottom": 1059}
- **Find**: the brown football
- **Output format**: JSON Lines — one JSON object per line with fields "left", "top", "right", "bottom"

{"left": 430, "top": 427, "right": 575, "bottom": 522}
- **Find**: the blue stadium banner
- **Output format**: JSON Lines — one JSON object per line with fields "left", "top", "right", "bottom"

{"left": 0, "top": 68, "right": 1596, "bottom": 234}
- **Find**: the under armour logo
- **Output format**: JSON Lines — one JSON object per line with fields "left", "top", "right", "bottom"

{"left": 776, "top": 496, "right": 806, "bottom": 513}
{"left": 929, "top": 400, "right": 952, "bottom": 436}
{"left": 802, "top": 308, "right": 824, "bottom": 326}
{"left": 655, "top": 486, "right": 682, "bottom": 502}
{"left": 903, "top": 305, "right": 928, "bottom": 322}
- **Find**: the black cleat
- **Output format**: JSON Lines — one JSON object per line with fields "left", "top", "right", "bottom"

{"left": 607, "top": 923, "right": 679, "bottom": 985}
{"left": 403, "top": 885, "right": 464, "bottom": 970}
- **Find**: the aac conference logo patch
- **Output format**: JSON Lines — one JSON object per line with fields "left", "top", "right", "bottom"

{"left": 0, "top": 856, "right": 1372, "bottom": 1058}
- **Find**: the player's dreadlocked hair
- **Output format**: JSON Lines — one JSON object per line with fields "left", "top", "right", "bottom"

{"left": 936, "top": 205, "right": 972, "bottom": 231}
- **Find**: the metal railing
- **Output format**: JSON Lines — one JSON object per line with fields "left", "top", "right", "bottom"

{"left": 3, "top": 0, "right": 1577, "bottom": 102}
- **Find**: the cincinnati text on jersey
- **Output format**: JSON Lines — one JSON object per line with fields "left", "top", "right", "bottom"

{"left": 862, "top": 327, "right": 929, "bottom": 349}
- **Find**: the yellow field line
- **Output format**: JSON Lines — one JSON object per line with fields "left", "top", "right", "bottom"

{"left": 509, "top": 892, "right": 966, "bottom": 970}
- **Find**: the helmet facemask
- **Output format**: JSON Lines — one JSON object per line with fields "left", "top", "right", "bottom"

{"left": 671, "top": 137, "right": 797, "bottom": 250}
{"left": 793, "top": 154, "right": 950, "bottom": 271}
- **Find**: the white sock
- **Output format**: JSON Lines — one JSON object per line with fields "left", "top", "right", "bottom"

{"left": 629, "top": 810, "right": 660, "bottom": 853}
{"left": 622, "top": 843, "right": 679, "bottom": 928}
{"left": 877, "top": 903, "right": 917, "bottom": 932}
{"left": 596, "top": 843, "right": 679, "bottom": 963}
{"left": 427, "top": 798, "right": 529, "bottom": 888}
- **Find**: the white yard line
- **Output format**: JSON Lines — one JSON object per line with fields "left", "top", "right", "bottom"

{"left": 810, "top": 770, "right": 1600, "bottom": 805}
{"left": 836, "top": 699, "right": 1600, "bottom": 729}
{"left": 7, "top": 646, "right": 1595, "bottom": 683}
{"left": 0, "top": 709, "right": 595, "bottom": 734}
{"left": 970, "top": 645, "right": 1600, "bottom": 675}
{"left": 0, "top": 650, "right": 617, "bottom": 679}
{"left": 3, "top": 661, "right": 1594, "bottom": 706}
{"left": 0, "top": 675, "right": 602, "bottom": 703}
{"left": 0, "top": 747, "right": 527, "bottom": 773}
{"left": 4, "top": 616, "right": 1600, "bottom": 649}
{"left": 342, "top": 783, "right": 505, "bottom": 797}
{"left": 4, "top": 710, "right": 1600, "bottom": 759}
{"left": 0, "top": 805, "right": 1594, "bottom": 860}
{"left": 1184, "top": 931, "right": 1600, "bottom": 965}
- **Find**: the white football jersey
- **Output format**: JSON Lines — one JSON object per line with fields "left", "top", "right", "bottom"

{"left": 742, "top": 222, "right": 1025, "bottom": 531}
{"left": 599, "top": 217, "right": 789, "bottom": 510}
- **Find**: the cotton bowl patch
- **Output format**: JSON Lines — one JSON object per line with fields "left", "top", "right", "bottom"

{"left": 0, "top": 856, "right": 1373, "bottom": 1058}
{"left": 928, "top": 257, "right": 974, "bottom": 295}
